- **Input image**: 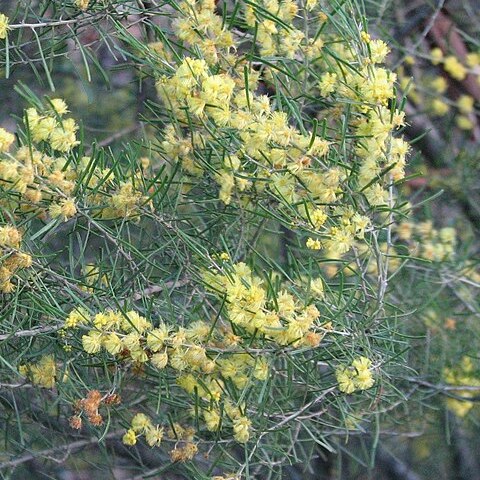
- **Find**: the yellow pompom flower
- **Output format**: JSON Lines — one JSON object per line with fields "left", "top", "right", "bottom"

{"left": 31, "top": 116, "right": 57, "bottom": 142}
{"left": 352, "top": 356, "right": 375, "bottom": 390}
{"left": 177, "top": 373, "right": 198, "bottom": 393}
{"left": 336, "top": 368, "right": 356, "bottom": 394}
{"left": 151, "top": 352, "right": 169, "bottom": 369}
{"left": 145, "top": 425, "right": 164, "bottom": 447}
{"left": 337, "top": 357, "right": 375, "bottom": 393}
{"left": 49, "top": 118, "right": 79, "bottom": 152}
{"left": 65, "top": 308, "right": 90, "bottom": 329}
{"left": 0, "top": 128, "right": 14, "bottom": 152}
{"left": 82, "top": 331, "right": 103, "bottom": 354}
{"left": 444, "top": 56, "right": 467, "bottom": 81}
{"left": 253, "top": 358, "right": 269, "bottom": 381}
{"left": 457, "top": 95, "right": 474, "bottom": 114}
{"left": 50, "top": 98, "right": 69, "bottom": 115}
{"left": 0, "top": 14, "right": 9, "bottom": 40}
{"left": 306, "top": 238, "right": 322, "bottom": 250}
{"left": 28, "top": 355, "right": 57, "bottom": 388}
{"left": 146, "top": 326, "right": 169, "bottom": 352}
{"left": 318, "top": 72, "right": 337, "bottom": 97}
{"left": 430, "top": 47, "right": 443, "bottom": 65}
{"left": 233, "top": 416, "right": 251, "bottom": 443}
{"left": 49, "top": 198, "right": 77, "bottom": 222}
{"left": 122, "top": 310, "right": 152, "bottom": 333}
{"left": 122, "top": 332, "right": 141, "bottom": 352}
{"left": 204, "top": 408, "right": 221, "bottom": 431}
{"left": 131, "top": 413, "right": 152, "bottom": 433}
{"left": 122, "top": 429, "right": 137, "bottom": 446}
{"left": 369, "top": 39, "right": 390, "bottom": 63}
{"left": 103, "top": 333, "right": 123, "bottom": 355}
{"left": 0, "top": 225, "right": 22, "bottom": 248}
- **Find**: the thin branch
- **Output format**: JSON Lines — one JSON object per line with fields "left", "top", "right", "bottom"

{"left": 0, "top": 324, "right": 61, "bottom": 342}
{"left": 0, "top": 431, "right": 123, "bottom": 470}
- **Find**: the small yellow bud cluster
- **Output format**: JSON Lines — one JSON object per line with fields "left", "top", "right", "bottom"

{"left": 335, "top": 356, "right": 375, "bottom": 394}
{"left": 0, "top": 224, "right": 32, "bottom": 293}
{"left": 19, "top": 355, "right": 56, "bottom": 388}
{"left": 444, "top": 357, "right": 480, "bottom": 418}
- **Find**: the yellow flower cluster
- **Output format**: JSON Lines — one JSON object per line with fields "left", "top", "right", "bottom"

{"left": 0, "top": 99, "right": 150, "bottom": 222}
{"left": 0, "top": 100, "right": 79, "bottom": 221}
{"left": 63, "top": 306, "right": 262, "bottom": 443}
{"left": 26, "top": 100, "right": 79, "bottom": 152}
{"left": 306, "top": 206, "right": 371, "bottom": 258}
{"left": 399, "top": 47, "right": 479, "bottom": 129}
{"left": 335, "top": 356, "right": 375, "bottom": 394}
{"left": 172, "top": 0, "right": 233, "bottom": 65}
{"left": 123, "top": 413, "right": 165, "bottom": 447}
{"left": 157, "top": 54, "right": 348, "bottom": 217}
{"left": 311, "top": 35, "right": 407, "bottom": 216}
{"left": 444, "top": 357, "right": 480, "bottom": 418}
{"left": 19, "top": 355, "right": 56, "bottom": 388}
{"left": 122, "top": 416, "right": 199, "bottom": 460}
{"left": 244, "top": 1, "right": 309, "bottom": 58}
{"left": 205, "top": 262, "right": 328, "bottom": 347}
{"left": 0, "top": 224, "right": 32, "bottom": 293}
{"left": 396, "top": 220, "right": 456, "bottom": 261}
{"left": 99, "top": 179, "right": 149, "bottom": 219}
{"left": 150, "top": 5, "right": 409, "bottom": 268}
